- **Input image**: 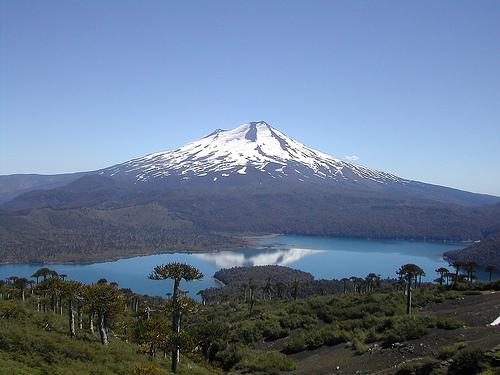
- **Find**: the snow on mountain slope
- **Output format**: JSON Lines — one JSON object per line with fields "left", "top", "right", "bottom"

{"left": 102, "top": 121, "right": 409, "bottom": 185}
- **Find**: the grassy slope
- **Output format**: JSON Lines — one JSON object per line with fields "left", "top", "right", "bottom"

{"left": 0, "top": 301, "right": 216, "bottom": 375}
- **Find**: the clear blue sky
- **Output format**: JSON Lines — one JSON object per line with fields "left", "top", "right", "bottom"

{"left": 1, "top": 1, "right": 499, "bottom": 195}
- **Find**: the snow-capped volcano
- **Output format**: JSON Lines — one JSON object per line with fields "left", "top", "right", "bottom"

{"left": 103, "top": 121, "right": 409, "bottom": 186}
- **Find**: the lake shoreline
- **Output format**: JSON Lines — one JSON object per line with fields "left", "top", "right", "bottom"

{"left": 0, "top": 232, "right": 471, "bottom": 266}
{"left": 0, "top": 235, "right": 482, "bottom": 300}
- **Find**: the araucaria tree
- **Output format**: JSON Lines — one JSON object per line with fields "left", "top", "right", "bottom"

{"left": 450, "top": 260, "right": 464, "bottom": 285}
{"left": 61, "top": 281, "right": 83, "bottom": 338}
{"left": 485, "top": 265, "right": 496, "bottom": 281}
{"left": 397, "top": 264, "right": 424, "bottom": 315}
{"left": 8, "top": 276, "right": 29, "bottom": 302}
{"left": 86, "top": 281, "right": 124, "bottom": 345}
{"left": 148, "top": 263, "right": 203, "bottom": 373}
{"left": 435, "top": 267, "right": 449, "bottom": 286}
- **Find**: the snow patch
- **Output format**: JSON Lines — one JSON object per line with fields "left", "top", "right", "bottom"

{"left": 102, "top": 121, "right": 409, "bottom": 186}
{"left": 490, "top": 316, "right": 500, "bottom": 326}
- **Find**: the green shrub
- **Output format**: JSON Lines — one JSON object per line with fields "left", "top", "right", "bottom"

{"left": 396, "top": 357, "right": 440, "bottom": 375}
{"left": 234, "top": 351, "right": 295, "bottom": 375}
{"left": 382, "top": 316, "right": 431, "bottom": 346}
{"left": 283, "top": 332, "right": 308, "bottom": 353}
{"left": 448, "top": 348, "right": 489, "bottom": 375}
{"left": 256, "top": 319, "right": 288, "bottom": 340}
{"left": 351, "top": 337, "right": 369, "bottom": 355}
{"left": 434, "top": 316, "right": 463, "bottom": 330}
{"left": 233, "top": 321, "right": 262, "bottom": 344}
{"left": 437, "top": 342, "right": 467, "bottom": 359}
{"left": 215, "top": 345, "right": 249, "bottom": 370}
{"left": 463, "top": 290, "right": 482, "bottom": 296}
{"left": 283, "top": 325, "right": 348, "bottom": 353}
{"left": 134, "top": 364, "right": 162, "bottom": 375}
{"left": 279, "top": 313, "right": 316, "bottom": 330}
{"left": 0, "top": 301, "right": 27, "bottom": 320}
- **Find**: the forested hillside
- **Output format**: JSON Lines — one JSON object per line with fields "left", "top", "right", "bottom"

{"left": 0, "top": 203, "right": 243, "bottom": 263}
{"left": 2, "top": 181, "right": 499, "bottom": 263}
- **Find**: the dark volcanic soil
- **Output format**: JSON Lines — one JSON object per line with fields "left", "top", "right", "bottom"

{"left": 290, "top": 292, "right": 500, "bottom": 375}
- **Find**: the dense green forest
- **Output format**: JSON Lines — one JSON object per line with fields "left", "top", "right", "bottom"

{"left": 1, "top": 263, "right": 499, "bottom": 374}
{"left": 2, "top": 183, "right": 500, "bottom": 263}
{"left": 0, "top": 203, "right": 244, "bottom": 263}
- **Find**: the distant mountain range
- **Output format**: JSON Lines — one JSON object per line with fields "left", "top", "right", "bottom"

{"left": 1, "top": 121, "right": 499, "bottom": 263}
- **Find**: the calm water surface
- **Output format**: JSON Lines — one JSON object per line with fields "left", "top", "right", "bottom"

{"left": 0, "top": 236, "right": 471, "bottom": 299}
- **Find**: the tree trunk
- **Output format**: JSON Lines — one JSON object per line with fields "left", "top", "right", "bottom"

{"left": 77, "top": 305, "right": 83, "bottom": 329}
{"left": 406, "top": 276, "right": 412, "bottom": 315}
{"left": 98, "top": 313, "right": 108, "bottom": 345}
{"left": 171, "top": 278, "right": 181, "bottom": 373}
{"left": 68, "top": 300, "right": 75, "bottom": 338}
{"left": 21, "top": 289, "right": 25, "bottom": 302}
{"left": 89, "top": 313, "right": 95, "bottom": 334}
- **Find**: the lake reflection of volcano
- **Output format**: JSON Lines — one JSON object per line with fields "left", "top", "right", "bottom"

{"left": 193, "top": 248, "right": 322, "bottom": 269}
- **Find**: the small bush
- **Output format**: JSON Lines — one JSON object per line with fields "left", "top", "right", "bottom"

{"left": 256, "top": 320, "right": 288, "bottom": 341}
{"left": 134, "top": 364, "right": 162, "bottom": 375}
{"left": 448, "top": 348, "right": 489, "bottom": 374}
{"left": 351, "top": 337, "right": 369, "bottom": 355}
{"left": 463, "top": 290, "right": 482, "bottom": 295}
{"left": 396, "top": 357, "right": 440, "bottom": 375}
{"left": 233, "top": 321, "right": 262, "bottom": 344}
{"left": 434, "top": 316, "right": 463, "bottom": 330}
{"left": 437, "top": 342, "right": 467, "bottom": 359}
{"left": 283, "top": 332, "right": 308, "bottom": 353}
{"left": 382, "top": 316, "right": 431, "bottom": 346}
{"left": 279, "top": 313, "right": 316, "bottom": 330}
{"left": 0, "top": 302, "right": 27, "bottom": 320}
{"left": 234, "top": 351, "right": 296, "bottom": 375}
{"left": 283, "top": 325, "right": 348, "bottom": 353}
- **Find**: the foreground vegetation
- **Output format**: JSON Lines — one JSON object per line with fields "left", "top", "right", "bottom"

{"left": 1, "top": 263, "right": 499, "bottom": 374}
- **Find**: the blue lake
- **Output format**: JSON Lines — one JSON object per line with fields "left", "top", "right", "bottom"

{"left": 0, "top": 235, "right": 478, "bottom": 299}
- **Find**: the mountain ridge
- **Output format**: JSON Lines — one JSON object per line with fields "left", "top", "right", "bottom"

{"left": 2, "top": 121, "right": 500, "bottom": 263}
{"left": 2, "top": 121, "right": 499, "bottom": 207}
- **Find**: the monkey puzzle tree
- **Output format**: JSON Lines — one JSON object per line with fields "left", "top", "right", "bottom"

{"left": 61, "top": 280, "right": 83, "bottom": 338}
{"left": 194, "top": 320, "right": 228, "bottom": 362}
{"left": 291, "top": 278, "right": 300, "bottom": 301}
{"left": 485, "top": 265, "right": 496, "bottom": 281}
{"left": 366, "top": 273, "right": 381, "bottom": 292}
{"left": 464, "top": 261, "right": 477, "bottom": 283}
{"left": 436, "top": 267, "right": 449, "bottom": 286}
{"left": 450, "top": 260, "right": 464, "bottom": 285}
{"left": 341, "top": 278, "right": 349, "bottom": 294}
{"left": 262, "top": 277, "right": 273, "bottom": 301}
{"left": 86, "top": 282, "right": 124, "bottom": 345}
{"left": 397, "top": 263, "right": 424, "bottom": 315}
{"left": 148, "top": 263, "right": 203, "bottom": 373}
{"left": 32, "top": 267, "right": 52, "bottom": 283}
{"left": 8, "top": 276, "right": 29, "bottom": 302}
{"left": 0, "top": 280, "right": 6, "bottom": 300}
